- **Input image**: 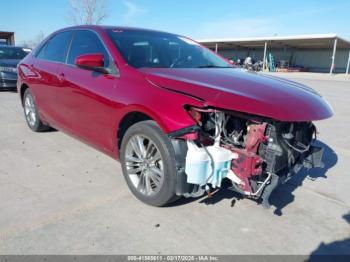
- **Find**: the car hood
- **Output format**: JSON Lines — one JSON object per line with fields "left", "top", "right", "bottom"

{"left": 0, "top": 59, "right": 21, "bottom": 67}
{"left": 140, "top": 68, "right": 333, "bottom": 121}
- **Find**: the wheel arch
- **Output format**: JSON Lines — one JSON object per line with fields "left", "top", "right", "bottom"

{"left": 20, "top": 83, "right": 30, "bottom": 106}
{"left": 114, "top": 100, "right": 199, "bottom": 158}
{"left": 116, "top": 111, "right": 154, "bottom": 153}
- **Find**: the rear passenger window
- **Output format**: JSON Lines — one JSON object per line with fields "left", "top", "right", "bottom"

{"left": 36, "top": 31, "right": 73, "bottom": 62}
{"left": 67, "top": 30, "right": 109, "bottom": 67}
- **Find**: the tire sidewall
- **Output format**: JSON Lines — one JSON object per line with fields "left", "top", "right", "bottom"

{"left": 23, "top": 88, "right": 41, "bottom": 131}
{"left": 120, "top": 120, "right": 178, "bottom": 207}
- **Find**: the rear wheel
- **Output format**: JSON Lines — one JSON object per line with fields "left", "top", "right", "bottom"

{"left": 120, "top": 120, "right": 180, "bottom": 206}
{"left": 23, "top": 88, "right": 50, "bottom": 132}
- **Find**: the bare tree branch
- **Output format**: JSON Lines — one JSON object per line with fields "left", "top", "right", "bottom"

{"left": 66, "top": 0, "right": 108, "bottom": 25}
{"left": 20, "top": 31, "right": 46, "bottom": 49}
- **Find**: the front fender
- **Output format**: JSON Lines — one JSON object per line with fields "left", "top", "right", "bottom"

{"left": 111, "top": 94, "right": 204, "bottom": 158}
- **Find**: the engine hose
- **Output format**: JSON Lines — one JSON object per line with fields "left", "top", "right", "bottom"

{"left": 284, "top": 138, "right": 310, "bottom": 153}
{"left": 209, "top": 112, "right": 222, "bottom": 140}
{"left": 249, "top": 172, "right": 272, "bottom": 196}
{"left": 229, "top": 172, "right": 272, "bottom": 197}
{"left": 201, "top": 143, "right": 215, "bottom": 184}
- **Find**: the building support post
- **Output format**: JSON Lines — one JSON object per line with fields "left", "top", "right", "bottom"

{"left": 215, "top": 43, "right": 218, "bottom": 53}
{"left": 10, "top": 34, "right": 15, "bottom": 45}
{"left": 330, "top": 38, "right": 337, "bottom": 74}
{"left": 346, "top": 49, "right": 350, "bottom": 74}
{"left": 263, "top": 41, "right": 267, "bottom": 71}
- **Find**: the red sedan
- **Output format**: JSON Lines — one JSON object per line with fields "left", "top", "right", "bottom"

{"left": 17, "top": 26, "right": 333, "bottom": 207}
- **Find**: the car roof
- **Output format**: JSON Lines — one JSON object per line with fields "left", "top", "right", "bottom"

{"left": 56, "top": 25, "right": 178, "bottom": 36}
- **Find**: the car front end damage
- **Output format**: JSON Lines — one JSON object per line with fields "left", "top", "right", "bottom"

{"left": 169, "top": 107, "right": 325, "bottom": 208}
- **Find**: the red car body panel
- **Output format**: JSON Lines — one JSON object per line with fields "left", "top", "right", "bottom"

{"left": 17, "top": 25, "right": 333, "bottom": 160}
{"left": 141, "top": 68, "right": 333, "bottom": 122}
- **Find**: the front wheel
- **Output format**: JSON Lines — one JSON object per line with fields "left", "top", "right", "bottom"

{"left": 120, "top": 120, "right": 180, "bottom": 207}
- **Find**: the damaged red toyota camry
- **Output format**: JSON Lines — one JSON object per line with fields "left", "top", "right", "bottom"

{"left": 17, "top": 26, "right": 333, "bottom": 207}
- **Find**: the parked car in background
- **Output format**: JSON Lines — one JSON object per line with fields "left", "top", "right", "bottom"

{"left": 0, "top": 46, "right": 31, "bottom": 90}
{"left": 17, "top": 26, "right": 333, "bottom": 207}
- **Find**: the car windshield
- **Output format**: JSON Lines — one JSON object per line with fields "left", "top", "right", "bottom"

{"left": 0, "top": 47, "right": 30, "bottom": 60}
{"left": 107, "top": 29, "right": 232, "bottom": 69}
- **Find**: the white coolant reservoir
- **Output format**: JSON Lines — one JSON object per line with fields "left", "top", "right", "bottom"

{"left": 206, "top": 146, "right": 238, "bottom": 187}
{"left": 185, "top": 141, "right": 210, "bottom": 185}
{"left": 185, "top": 142, "right": 239, "bottom": 187}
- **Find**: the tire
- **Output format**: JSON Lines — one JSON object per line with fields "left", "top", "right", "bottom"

{"left": 23, "top": 88, "right": 51, "bottom": 132}
{"left": 120, "top": 120, "right": 180, "bottom": 207}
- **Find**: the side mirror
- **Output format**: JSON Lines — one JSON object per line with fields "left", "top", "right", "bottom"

{"left": 75, "top": 53, "right": 110, "bottom": 74}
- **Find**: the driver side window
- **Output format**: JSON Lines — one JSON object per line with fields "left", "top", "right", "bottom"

{"left": 67, "top": 30, "right": 110, "bottom": 67}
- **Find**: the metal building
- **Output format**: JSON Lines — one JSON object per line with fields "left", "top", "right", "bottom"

{"left": 0, "top": 31, "right": 15, "bottom": 45}
{"left": 198, "top": 34, "right": 350, "bottom": 74}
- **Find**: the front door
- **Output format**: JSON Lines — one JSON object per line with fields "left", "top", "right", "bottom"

{"left": 57, "top": 30, "right": 118, "bottom": 152}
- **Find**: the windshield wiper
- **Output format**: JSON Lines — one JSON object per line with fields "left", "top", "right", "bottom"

{"left": 196, "top": 65, "right": 231, "bottom": 68}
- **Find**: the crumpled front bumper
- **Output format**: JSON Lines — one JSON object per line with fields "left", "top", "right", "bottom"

{"left": 260, "top": 143, "right": 325, "bottom": 208}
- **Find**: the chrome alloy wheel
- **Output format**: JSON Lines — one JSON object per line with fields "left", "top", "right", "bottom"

{"left": 24, "top": 94, "right": 36, "bottom": 127}
{"left": 125, "top": 134, "right": 165, "bottom": 196}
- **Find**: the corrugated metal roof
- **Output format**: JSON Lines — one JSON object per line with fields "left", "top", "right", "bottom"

{"left": 198, "top": 34, "right": 350, "bottom": 49}
{"left": 0, "top": 31, "right": 15, "bottom": 37}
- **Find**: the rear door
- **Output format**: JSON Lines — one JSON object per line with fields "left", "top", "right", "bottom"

{"left": 57, "top": 30, "right": 118, "bottom": 152}
{"left": 30, "top": 31, "right": 73, "bottom": 125}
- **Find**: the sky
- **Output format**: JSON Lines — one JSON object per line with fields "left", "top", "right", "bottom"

{"left": 1, "top": 0, "right": 349, "bottom": 45}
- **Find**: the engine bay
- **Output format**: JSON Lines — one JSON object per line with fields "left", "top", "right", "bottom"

{"left": 170, "top": 107, "right": 325, "bottom": 208}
